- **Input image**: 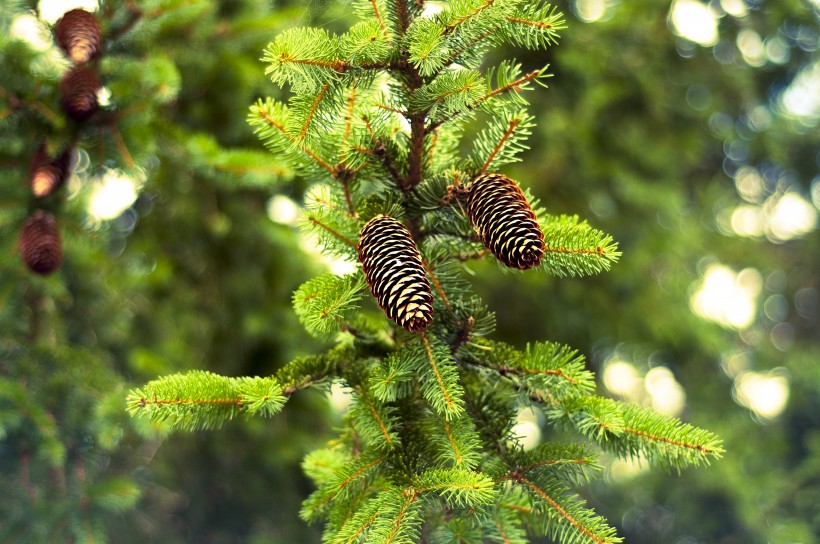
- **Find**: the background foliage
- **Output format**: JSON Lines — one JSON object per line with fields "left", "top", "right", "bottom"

{"left": 0, "top": 0, "right": 817, "bottom": 542}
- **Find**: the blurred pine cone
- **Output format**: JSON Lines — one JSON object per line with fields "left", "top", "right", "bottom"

{"left": 60, "top": 66, "right": 101, "bottom": 122}
{"left": 29, "top": 144, "right": 72, "bottom": 198}
{"left": 55, "top": 9, "right": 103, "bottom": 64}
{"left": 466, "top": 173, "right": 545, "bottom": 270}
{"left": 358, "top": 215, "right": 434, "bottom": 332}
{"left": 19, "top": 210, "right": 62, "bottom": 275}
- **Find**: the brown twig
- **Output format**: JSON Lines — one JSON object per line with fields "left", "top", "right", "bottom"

{"left": 481, "top": 117, "right": 521, "bottom": 173}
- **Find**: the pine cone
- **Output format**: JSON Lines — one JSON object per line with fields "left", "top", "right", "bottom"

{"left": 55, "top": 9, "right": 103, "bottom": 64}
{"left": 358, "top": 215, "right": 434, "bottom": 332}
{"left": 19, "top": 210, "right": 62, "bottom": 275}
{"left": 60, "top": 66, "right": 101, "bottom": 122}
{"left": 466, "top": 173, "right": 545, "bottom": 270}
{"left": 29, "top": 145, "right": 72, "bottom": 198}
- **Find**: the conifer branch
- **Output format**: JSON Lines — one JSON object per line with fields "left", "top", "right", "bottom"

{"left": 494, "top": 517, "right": 512, "bottom": 544}
{"left": 363, "top": 397, "right": 395, "bottom": 447}
{"left": 443, "top": 0, "right": 497, "bottom": 34}
{"left": 302, "top": 454, "right": 388, "bottom": 522}
{"left": 373, "top": 140, "right": 409, "bottom": 189}
{"left": 350, "top": 392, "right": 400, "bottom": 450}
{"left": 375, "top": 103, "right": 408, "bottom": 117}
{"left": 306, "top": 215, "right": 358, "bottom": 248}
{"left": 277, "top": 348, "right": 352, "bottom": 396}
{"left": 293, "top": 274, "right": 365, "bottom": 337}
{"left": 421, "top": 333, "right": 461, "bottom": 417}
{"left": 126, "top": 372, "right": 287, "bottom": 431}
{"left": 440, "top": 30, "right": 494, "bottom": 69}
{"left": 408, "top": 115, "right": 426, "bottom": 189}
{"left": 383, "top": 491, "right": 419, "bottom": 543}
{"left": 427, "top": 69, "right": 542, "bottom": 132}
{"left": 252, "top": 102, "right": 335, "bottom": 174}
{"left": 395, "top": 0, "right": 411, "bottom": 34}
{"left": 109, "top": 123, "right": 135, "bottom": 169}
{"left": 300, "top": 83, "right": 332, "bottom": 141}
{"left": 423, "top": 261, "right": 454, "bottom": 314}
{"left": 340, "top": 88, "right": 359, "bottom": 154}
{"left": 481, "top": 117, "right": 520, "bottom": 173}
{"left": 478, "top": 69, "right": 542, "bottom": 106}
{"left": 538, "top": 215, "right": 621, "bottom": 277}
{"left": 515, "top": 474, "right": 621, "bottom": 544}
{"left": 506, "top": 16, "right": 553, "bottom": 29}
{"left": 369, "top": 0, "right": 389, "bottom": 37}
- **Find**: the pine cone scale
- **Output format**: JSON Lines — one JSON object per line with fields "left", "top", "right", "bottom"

{"left": 358, "top": 215, "right": 434, "bottom": 332}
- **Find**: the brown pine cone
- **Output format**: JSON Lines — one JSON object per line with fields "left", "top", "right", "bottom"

{"left": 19, "top": 210, "right": 62, "bottom": 275}
{"left": 60, "top": 66, "right": 101, "bottom": 122}
{"left": 466, "top": 173, "right": 545, "bottom": 270}
{"left": 55, "top": 9, "right": 103, "bottom": 64}
{"left": 358, "top": 215, "right": 434, "bottom": 332}
{"left": 29, "top": 145, "right": 72, "bottom": 198}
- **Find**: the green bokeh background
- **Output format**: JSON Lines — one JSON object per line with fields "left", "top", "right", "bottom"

{"left": 1, "top": 0, "right": 817, "bottom": 542}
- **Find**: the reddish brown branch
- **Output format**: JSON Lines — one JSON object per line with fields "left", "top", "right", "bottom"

{"left": 307, "top": 215, "right": 357, "bottom": 248}
{"left": 255, "top": 106, "right": 335, "bottom": 174}
{"left": 427, "top": 70, "right": 541, "bottom": 133}
{"left": 300, "top": 83, "right": 332, "bottom": 140}
{"left": 623, "top": 427, "right": 716, "bottom": 453}
{"left": 506, "top": 16, "right": 555, "bottom": 29}
{"left": 481, "top": 117, "right": 521, "bottom": 173}
{"left": 444, "top": 0, "right": 497, "bottom": 34}
{"left": 516, "top": 475, "right": 613, "bottom": 544}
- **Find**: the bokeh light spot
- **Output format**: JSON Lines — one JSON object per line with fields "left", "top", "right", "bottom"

{"left": 733, "top": 369, "right": 789, "bottom": 420}
{"left": 669, "top": 0, "right": 719, "bottom": 47}
{"left": 690, "top": 264, "right": 761, "bottom": 329}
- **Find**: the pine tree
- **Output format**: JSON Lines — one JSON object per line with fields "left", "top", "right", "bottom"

{"left": 127, "top": 2, "right": 724, "bottom": 542}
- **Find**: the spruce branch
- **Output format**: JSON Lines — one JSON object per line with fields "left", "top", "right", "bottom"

{"left": 464, "top": 340, "right": 596, "bottom": 400}
{"left": 544, "top": 395, "right": 724, "bottom": 471}
{"left": 513, "top": 474, "right": 622, "bottom": 544}
{"left": 355, "top": 0, "right": 390, "bottom": 37}
{"left": 349, "top": 391, "right": 402, "bottom": 450}
{"left": 511, "top": 443, "right": 600, "bottom": 487}
{"left": 419, "top": 333, "right": 466, "bottom": 420}
{"left": 126, "top": 372, "right": 287, "bottom": 431}
{"left": 423, "top": 411, "right": 483, "bottom": 469}
{"left": 538, "top": 215, "right": 621, "bottom": 277}
{"left": 426, "top": 65, "right": 547, "bottom": 132}
{"left": 249, "top": 99, "right": 336, "bottom": 176}
{"left": 293, "top": 273, "right": 366, "bottom": 338}
{"left": 414, "top": 468, "right": 497, "bottom": 507}
{"left": 276, "top": 348, "right": 351, "bottom": 395}
{"left": 369, "top": 350, "right": 418, "bottom": 402}
{"left": 501, "top": 3, "right": 567, "bottom": 49}
{"left": 121, "top": 2, "right": 727, "bottom": 542}
{"left": 302, "top": 185, "right": 362, "bottom": 258}
{"left": 301, "top": 453, "right": 388, "bottom": 523}
{"left": 263, "top": 28, "right": 346, "bottom": 92}
{"left": 471, "top": 109, "right": 535, "bottom": 172}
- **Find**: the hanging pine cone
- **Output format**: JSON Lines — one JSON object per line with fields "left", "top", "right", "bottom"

{"left": 358, "top": 215, "right": 434, "bottom": 332}
{"left": 19, "top": 210, "right": 62, "bottom": 275}
{"left": 60, "top": 66, "right": 101, "bottom": 122}
{"left": 55, "top": 9, "right": 103, "bottom": 64}
{"left": 29, "top": 145, "right": 72, "bottom": 198}
{"left": 466, "top": 173, "right": 545, "bottom": 270}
